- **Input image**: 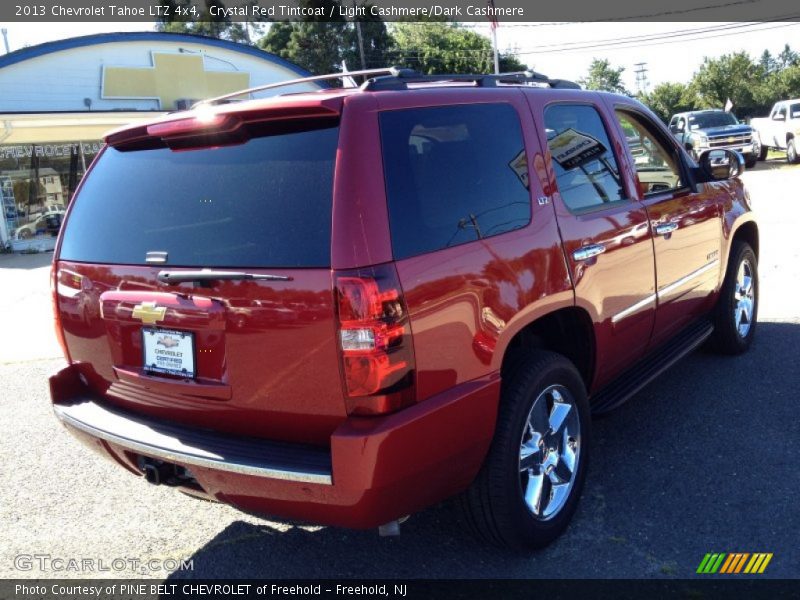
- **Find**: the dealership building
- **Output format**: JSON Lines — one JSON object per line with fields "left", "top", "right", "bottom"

{"left": 0, "top": 31, "right": 319, "bottom": 250}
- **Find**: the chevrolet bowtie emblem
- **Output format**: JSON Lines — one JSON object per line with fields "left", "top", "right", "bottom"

{"left": 131, "top": 301, "right": 167, "bottom": 325}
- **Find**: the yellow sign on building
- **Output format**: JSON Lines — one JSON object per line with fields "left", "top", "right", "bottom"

{"left": 102, "top": 52, "right": 250, "bottom": 109}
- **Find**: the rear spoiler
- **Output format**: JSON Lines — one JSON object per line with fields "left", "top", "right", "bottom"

{"left": 105, "top": 97, "right": 342, "bottom": 148}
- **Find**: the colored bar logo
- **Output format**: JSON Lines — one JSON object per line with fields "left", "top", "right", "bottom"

{"left": 697, "top": 553, "right": 773, "bottom": 574}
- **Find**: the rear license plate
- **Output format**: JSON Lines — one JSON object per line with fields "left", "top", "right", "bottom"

{"left": 142, "top": 328, "right": 195, "bottom": 378}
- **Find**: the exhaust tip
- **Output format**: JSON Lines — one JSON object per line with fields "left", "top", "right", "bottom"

{"left": 378, "top": 520, "right": 401, "bottom": 537}
{"left": 143, "top": 463, "right": 161, "bottom": 485}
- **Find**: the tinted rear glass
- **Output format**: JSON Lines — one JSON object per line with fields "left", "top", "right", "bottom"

{"left": 380, "top": 104, "right": 531, "bottom": 260}
{"left": 60, "top": 124, "right": 339, "bottom": 268}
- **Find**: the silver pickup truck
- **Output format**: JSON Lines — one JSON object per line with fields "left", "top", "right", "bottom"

{"left": 750, "top": 99, "right": 800, "bottom": 164}
{"left": 669, "top": 109, "right": 758, "bottom": 168}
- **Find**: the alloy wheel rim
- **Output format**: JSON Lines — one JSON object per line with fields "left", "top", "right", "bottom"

{"left": 518, "top": 385, "right": 580, "bottom": 521}
{"left": 733, "top": 258, "right": 755, "bottom": 338}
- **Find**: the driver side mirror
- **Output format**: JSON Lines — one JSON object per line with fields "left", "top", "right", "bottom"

{"left": 669, "top": 124, "right": 683, "bottom": 134}
{"left": 698, "top": 149, "right": 744, "bottom": 181}
{"left": 773, "top": 113, "right": 786, "bottom": 121}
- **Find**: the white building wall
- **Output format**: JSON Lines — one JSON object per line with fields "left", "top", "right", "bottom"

{"left": 0, "top": 38, "right": 319, "bottom": 112}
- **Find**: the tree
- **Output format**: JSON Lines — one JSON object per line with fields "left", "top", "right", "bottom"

{"left": 156, "top": 0, "right": 253, "bottom": 43}
{"left": 258, "top": 2, "right": 392, "bottom": 75}
{"left": 639, "top": 82, "right": 696, "bottom": 123}
{"left": 388, "top": 22, "right": 527, "bottom": 74}
{"left": 579, "top": 59, "right": 628, "bottom": 94}
{"left": 690, "top": 52, "right": 763, "bottom": 111}
{"left": 778, "top": 44, "right": 799, "bottom": 69}
{"left": 759, "top": 49, "right": 778, "bottom": 75}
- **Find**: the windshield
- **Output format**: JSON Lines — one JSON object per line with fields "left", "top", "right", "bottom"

{"left": 689, "top": 112, "right": 738, "bottom": 129}
{"left": 60, "top": 123, "right": 339, "bottom": 268}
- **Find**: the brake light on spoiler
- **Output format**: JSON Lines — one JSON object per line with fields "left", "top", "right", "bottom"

{"left": 335, "top": 264, "right": 416, "bottom": 416}
{"left": 104, "top": 100, "right": 342, "bottom": 148}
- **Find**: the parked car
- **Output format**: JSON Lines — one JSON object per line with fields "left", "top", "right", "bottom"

{"left": 14, "top": 210, "right": 63, "bottom": 239}
{"left": 669, "top": 109, "right": 758, "bottom": 168}
{"left": 49, "top": 68, "right": 759, "bottom": 551}
{"left": 750, "top": 99, "right": 800, "bottom": 163}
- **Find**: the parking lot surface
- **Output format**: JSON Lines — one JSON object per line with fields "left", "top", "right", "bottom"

{"left": 1, "top": 159, "right": 798, "bottom": 579}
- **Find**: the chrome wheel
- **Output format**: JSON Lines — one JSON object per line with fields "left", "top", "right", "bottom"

{"left": 733, "top": 258, "right": 755, "bottom": 338}
{"left": 518, "top": 385, "right": 581, "bottom": 520}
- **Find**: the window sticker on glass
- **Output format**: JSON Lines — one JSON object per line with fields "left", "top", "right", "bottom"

{"left": 549, "top": 128, "right": 608, "bottom": 170}
{"left": 508, "top": 150, "right": 529, "bottom": 189}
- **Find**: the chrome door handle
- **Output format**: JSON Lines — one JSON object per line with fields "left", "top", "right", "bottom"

{"left": 572, "top": 244, "right": 606, "bottom": 261}
{"left": 655, "top": 222, "right": 678, "bottom": 236}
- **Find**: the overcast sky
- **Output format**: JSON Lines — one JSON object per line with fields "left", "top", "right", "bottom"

{"left": 3, "top": 20, "right": 800, "bottom": 92}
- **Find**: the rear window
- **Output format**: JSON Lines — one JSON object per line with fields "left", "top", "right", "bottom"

{"left": 59, "top": 124, "right": 339, "bottom": 268}
{"left": 380, "top": 104, "right": 531, "bottom": 260}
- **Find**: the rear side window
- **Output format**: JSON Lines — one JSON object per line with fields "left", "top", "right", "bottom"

{"left": 59, "top": 124, "right": 339, "bottom": 268}
{"left": 544, "top": 104, "right": 626, "bottom": 212}
{"left": 380, "top": 104, "right": 531, "bottom": 260}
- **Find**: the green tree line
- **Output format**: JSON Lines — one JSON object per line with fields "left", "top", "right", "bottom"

{"left": 581, "top": 46, "right": 800, "bottom": 123}
{"left": 156, "top": 0, "right": 526, "bottom": 76}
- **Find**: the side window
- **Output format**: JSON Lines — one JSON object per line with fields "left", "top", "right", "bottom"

{"left": 615, "top": 110, "right": 684, "bottom": 195}
{"left": 791, "top": 103, "right": 800, "bottom": 119}
{"left": 543, "top": 104, "right": 626, "bottom": 212}
{"left": 380, "top": 104, "right": 532, "bottom": 259}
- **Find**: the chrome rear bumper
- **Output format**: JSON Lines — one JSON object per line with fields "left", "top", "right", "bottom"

{"left": 54, "top": 400, "right": 333, "bottom": 485}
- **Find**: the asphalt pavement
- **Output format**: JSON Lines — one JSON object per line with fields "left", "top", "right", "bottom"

{"left": 1, "top": 158, "right": 798, "bottom": 579}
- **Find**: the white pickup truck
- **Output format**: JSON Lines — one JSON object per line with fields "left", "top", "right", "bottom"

{"left": 750, "top": 99, "right": 800, "bottom": 163}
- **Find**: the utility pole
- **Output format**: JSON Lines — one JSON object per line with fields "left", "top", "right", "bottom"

{"left": 634, "top": 62, "right": 649, "bottom": 95}
{"left": 353, "top": 0, "right": 366, "bottom": 70}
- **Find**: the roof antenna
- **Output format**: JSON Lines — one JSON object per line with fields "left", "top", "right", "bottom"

{"left": 341, "top": 61, "right": 358, "bottom": 89}
{"left": 1, "top": 29, "right": 10, "bottom": 55}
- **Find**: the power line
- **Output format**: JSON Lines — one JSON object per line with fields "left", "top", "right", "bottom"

{"left": 464, "top": 0, "right": 769, "bottom": 26}
{"left": 515, "top": 21, "right": 800, "bottom": 55}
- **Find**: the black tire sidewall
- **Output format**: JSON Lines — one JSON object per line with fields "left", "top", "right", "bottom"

{"left": 788, "top": 140, "right": 798, "bottom": 164}
{"left": 491, "top": 354, "right": 591, "bottom": 549}
{"left": 713, "top": 242, "right": 758, "bottom": 353}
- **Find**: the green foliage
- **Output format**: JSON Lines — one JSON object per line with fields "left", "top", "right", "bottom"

{"left": 155, "top": 0, "right": 255, "bottom": 43}
{"left": 638, "top": 82, "right": 696, "bottom": 123}
{"left": 258, "top": 2, "right": 392, "bottom": 74}
{"left": 691, "top": 52, "right": 763, "bottom": 110}
{"left": 388, "top": 22, "right": 527, "bottom": 74}
{"left": 579, "top": 59, "right": 628, "bottom": 94}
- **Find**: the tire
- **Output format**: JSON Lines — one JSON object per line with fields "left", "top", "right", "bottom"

{"left": 707, "top": 241, "right": 758, "bottom": 355}
{"left": 460, "top": 351, "right": 590, "bottom": 551}
{"left": 754, "top": 138, "right": 768, "bottom": 161}
{"left": 744, "top": 154, "right": 757, "bottom": 169}
{"left": 787, "top": 138, "right": 799, "bottom": 164}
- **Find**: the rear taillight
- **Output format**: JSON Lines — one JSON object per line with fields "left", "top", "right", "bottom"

{"left": 335, "top": 263, "right": 415, "bottom": 416}
{"left": 51, "top": 264, "right": 71, "bottom": 362}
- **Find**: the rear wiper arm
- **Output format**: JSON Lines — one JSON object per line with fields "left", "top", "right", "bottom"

{"left": 157, "top": 269, "right": 293, "bottom": 284}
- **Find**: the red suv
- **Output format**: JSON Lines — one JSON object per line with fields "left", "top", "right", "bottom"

{"left": 49, "top": 68, "right": 758, "bottom": 550}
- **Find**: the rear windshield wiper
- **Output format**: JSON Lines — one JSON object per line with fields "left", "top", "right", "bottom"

{"left": 157, "top": 269, "right": 293, "bottom": 284}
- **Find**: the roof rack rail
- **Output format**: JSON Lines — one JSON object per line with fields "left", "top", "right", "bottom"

{"left": 361, "top": 70, "right": 581, "bottom": 91}
{"left": 193, "top": 66, "right": 581, "bottom": 108}
{"left": 196, "top": 66, "right": 413, "bottom": 107}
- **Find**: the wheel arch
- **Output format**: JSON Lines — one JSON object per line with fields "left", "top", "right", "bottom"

{"left": 732, "top": 219, "right": 759, "bottom": 260}
{"left": 496, "top": 306, "right": 595, "bottom": 393}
